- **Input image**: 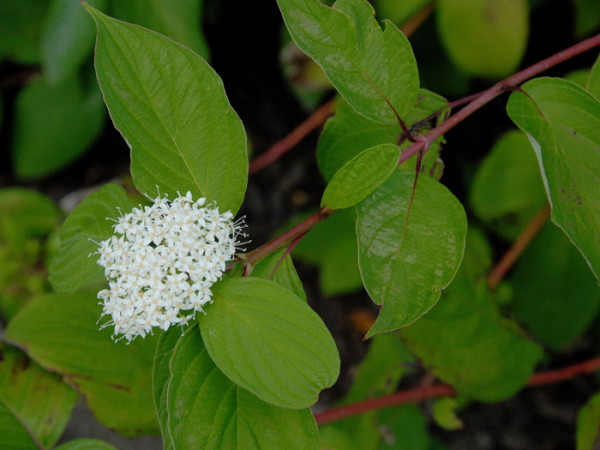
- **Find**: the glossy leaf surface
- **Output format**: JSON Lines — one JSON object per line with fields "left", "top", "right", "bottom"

{"left": 154, "top": 326, "right": 319, "bottom": 449}
{"left": 86, "top": 5, "right": 247, "bottom": 213}
{"left": 321, "top": 143, "right": 400, "bottom": 209}
{"left": 199, "top": 277, "right": 339, "bottom": 408}
{"left": 507, "top": 77, "right": 600, "bottom": 282}
{"left": 356, "top": 170, "right": 467, "bottom": 336}
{"left": 277, "top": 0, "right": 419, "bottom": 124}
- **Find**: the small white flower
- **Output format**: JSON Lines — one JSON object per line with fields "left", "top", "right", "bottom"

{"left": 95, "top": 190, "right": 248, "bottom": 343}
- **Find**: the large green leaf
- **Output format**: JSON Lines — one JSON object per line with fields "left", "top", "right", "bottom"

{"left": 12, "top": 73, "right": 105, "bottom": 178}
{"left": 317, "top": 90, "right": 447, "bottom": 183}
{"left": 0, "top": 403, "right": 37, "bottom": 450}
{"left": 249, "top": 249, "right": 306, "bottom": 301}
{"left": 49, "top": 184, "right": 133, "bottom": 293}
{"left": 292, "top": 209, "right": 364, "bottom": 296}
{"left": 86, "top": 5, "right": 247, "bottom": 213}
{"left": 469, "top": 130, "right": 547, "bottom": 240}
{"left": 199, "top": 277, "right": 339, "bottom": 409}
{"left": 356, "top": 169, "right": 467, "bottom": 336}
{"left": 41, "top": 0, "right": 108, "bottom": 82}
{"left": 0, "top": 344, "right": 78, "bottom": 449}
{"left": 437, "top": 0, "right": 528, "bottom": 78}
{"left": 112, "top": 0, "right": 210, "bottom": 59}
{"left": 5, "top": 292, "right": 159, "bottom": 436}
{"left": 277, "top": 0, "right": 419, "bottom": 125}
{"left": 56, "top": 439, "right": 117, "bottom": 450}
{"left": 321, "top": 143, "right": 400, "bottom": 210}
{"left": 155, "top": 326, "right": 319, "bottom": 449}
{"left": 401, "top": 229, "right": 543, "bottom": 401}
{"left": 512, "top": 223, "right": 600, "bottom": 350}
{"left": 506, "top": 77, "right": 600, "bottom": 282}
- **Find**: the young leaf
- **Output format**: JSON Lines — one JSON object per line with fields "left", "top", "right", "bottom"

{"left": 506, "top": 77, "right": 600, "bottom": 282}
{"left": 277, "top": 0, "right": 419, "bottom": 124}
{"left": 41, "top": 0, "right": 108, "bottom": 82}
{"left": 356, "top": 169, "right": 467, "bottom": 336}
{"left": 249, "top": 249, "right": 306, "bottom": 301}
{"left": 161, "top": 325, "right": 319, "bottom": 449}
{"left": 577, "top": 391, "right": 600, "bottom": 450}
{"left": 49, "top": 184, "right": 133, "bottom": 293}
{"left": 5, "top": 292, "right": 159, "bottom": 436}
{"left": 401, "top": 229, "right": 543, "bottom": 401}
{"left": 321, "top": 143, "right": 400, "bottom": 210}
{"left": 0, "top": 345, "right": 78, "bottom": 449}
{"left": 0, "top": 403, "right": 38, "bottom": 450}
{"left": 112, "top": 0, "right": 210, "bottom": 60}
{"left": 85, "top": 4, "right": 247, "bottom": 213}
{"left": 512, "top": 223, "right": 600, "bottom": 350}
{"left": 317, "top": 90, "right": 447, "bottom": 183}
{"left": 469, "top": 130, "right": 547, "bottom": 240}
{"left": 12, "top": 73, "right": 105, "bottom": 178}
{"left": 199, "top": 277, "right": 340, "bottom": 409}
{"left": 437, "top": 0, "right": 529, "bottom": 78}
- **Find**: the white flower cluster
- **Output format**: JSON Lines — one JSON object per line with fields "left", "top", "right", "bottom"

{"left": 96, "top": 191, "right": 247, "bottom": 342}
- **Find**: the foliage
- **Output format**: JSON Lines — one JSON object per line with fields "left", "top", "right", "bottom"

{"left": 0, "top": 0, "right": 600, "bottom": 448}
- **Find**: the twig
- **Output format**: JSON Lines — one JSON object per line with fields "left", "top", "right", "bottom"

{"left": 398, "top": 33, "right": 600, "bottom": 166}
{"left": 487, "top": 204, "right": 551, "bottom": 290}
{"left": 248, "top": 99, "right": 335, "bottom": 175}
{"left": 314, "top": 354, "right": 600, "bottom": 425}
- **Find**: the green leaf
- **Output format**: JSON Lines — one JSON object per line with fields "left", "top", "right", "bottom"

{"left": 0, "top": 403, "right": 37, "bottom": 450}
{"left": 0, "top": 344, "right": 78, "bottom": 449}
{"left": 292, "top": 209, "right": 364, "bottom": 296}
{"left": 112, "top": 0, "right": 210, "bottom": 60}
{"left": 322, "top": 144, "right": 400, "bottom": 209}
{"left": 401, "top": 229, "right": 543, "bottom": 401}
{"left": 86, "top": 5, "right": 247, "bottom": 213}
{"left": 317, "top": 90, "right": 447, "bottom": 183}
{"left": 277, "top": 0, "right": 419, "bottom": 124}
{"left": 49, "top": 184, "right": 133, "bottom": 293}
{"left": 437, "top": 0, "right": 529, "bottom": 78}
{"left": 0, "top": 0, "right": 47, "bottom": 64}
{"left": 12, "top": 73, "right": 105, "bottom": 178}
{"left": 5, "top": 291, "right": 159, "bottom": 436}
{"left": 42, "top": 0, "right": 108, "bottom": 82}
{"left": 199, "top": 277, "right": 340, "bottom": 409}
{"left": 577, "top": 391, "right": 600, "bottom": 450}
{"left": 377, "top": 405, "right": 430, "bottom": 450}
{"left": 587, "top": 53, "right": 600, "bottom": 100}
{"left": 250, "top": 249, "right": 306, "bottom": 301}
{"left": 469, "top": 130, "right": 547, "bottom": 240}
{"left": 56, "top": 439, "right": 117, "bottom": 450}
{"left": 506, "top": 77, "right": 600, "bottom": 282}
{"left": 152, "top": 328, "right": 180, "bottom": 450}
{"left": 162, "top": 325, "right": 319, "bottom": 449}
{"left": 356, "top": 169, "right": 467, "bottom": 336}
{"left": 574, "top": 0, "right": 600, "bottom": 37}
{"left": 512, "top": 223, "right": 600, "bottom": 350}
{"left": 0, "top": 188, "right": 61, "bottom": 240}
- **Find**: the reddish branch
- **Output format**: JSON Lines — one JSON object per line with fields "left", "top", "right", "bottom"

{"left": 315, "top": 355, "right": 600, "bottom": 425}
{"left": 248, "top": 99, "right": 336, "bottom": 175}
{"left": 487, "top": 204, "right": 551, "bottom": 290}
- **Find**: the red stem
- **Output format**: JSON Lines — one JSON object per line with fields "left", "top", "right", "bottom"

{"left": 248, "top": 99, "right": 335, "bottom": 175}
{"left": 398, "top": 33, "right": 600, "bottom": 166}
{"left": 315, "top": 354, "right": 600, "bottom": 425}
{"left": 487, "top": 204, "right": 551, "bottom": 290}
